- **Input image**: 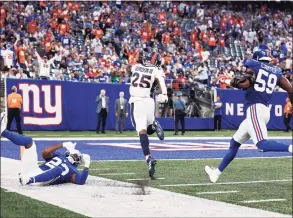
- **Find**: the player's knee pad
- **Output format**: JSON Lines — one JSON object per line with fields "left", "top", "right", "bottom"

{"left": 147, "top": 124, "right": 155, "bottom": 135}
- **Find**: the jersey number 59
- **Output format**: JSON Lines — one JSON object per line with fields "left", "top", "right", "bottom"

{"left": 131, "top": 72, "right": 151, "bottom": 88}
{"left": 254, "top": 69, "right": 277, "bottom": 94}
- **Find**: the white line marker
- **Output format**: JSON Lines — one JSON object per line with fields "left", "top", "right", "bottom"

{"left": 197, "top": 191, "right": 239, "bottom": 195}
{"left": 45, "top": 135, "right": 62, "bottom": 137}
{"left": 126, "top": 178, "right": 165, "bottom": 181}
{"left": 2, "top": 136, "right": 291, "bottom": 141}
{"left": 242, "top": 199, "right": 286, "bottom": 203}
{"left": 94, "top": 156, "right": 292, "bottom": 162}
{"left": 160, "top": 179, "right": 292, "bottom": 187}
{"left": 98, "top": 173, "right": 136, "bottom": 176}
{"left": 77, "top": 168, "right": 111, "bottom": 171}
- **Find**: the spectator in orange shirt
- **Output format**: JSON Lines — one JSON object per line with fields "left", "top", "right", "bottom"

{"left": 162, "top": 32, "right": 171, "bottom": 45}
{"left": 158, "top": 11, "right": 166, "bottom": 23}
{"left": 57, "top": 20, "right": 69, "bottom": 36}
{"left": 128, "top": 50, "right": 138, "bottom": 66}
{"left": 141, "top": 29, "right": 149, "bottom": 42}
{"left": 94, "top": 28, "right": 104, "bottom": 39}
{"left": 14, "top": 40, "right": 26, "bottom": 69}
{"left": 27, "top": 20, "right": 38, "bottom": 34}
{"left": 7, "top": 86, "right": 23, "bottom": 135}
{"left": 208, "top": 34, "right": 216, "bottom": 51}
{"left": 283, "top": 97, "right": 292, "bottom": 132}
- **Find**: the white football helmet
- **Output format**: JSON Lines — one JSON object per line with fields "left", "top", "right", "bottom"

{"left": 65, "top": 149, "right": 83, "bottom": 166}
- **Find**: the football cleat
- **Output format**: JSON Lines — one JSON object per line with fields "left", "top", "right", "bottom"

{"left": 1, "top": 112, "right": 7, "bottom": 135}
{"left": 153, "top": 120, "right": 164, "bottom": 140}
{"left": 147, "top": 156, "right": 157, "bottom": 178}
{"left": 204, "top": 166, "right": 221, "bottom": 183}
{"left": 18, "top": 173, "right": 31, "bottom": 185}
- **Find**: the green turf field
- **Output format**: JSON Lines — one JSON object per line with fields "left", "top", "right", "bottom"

{"left": 19, "top": 130, "right": 293, "bottom": 137}
{"left": 1, "top": 131, "right": 292, "bottom": 216}
{"left": 0, "top": 188, "right": 87, "bottom": 218}
{"left": 89, "top": 158, "right": 292, "bottom": 215}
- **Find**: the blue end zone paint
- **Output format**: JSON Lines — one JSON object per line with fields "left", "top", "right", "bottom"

{"left": 1, "top": 139, "right": 291, "bottom": 161}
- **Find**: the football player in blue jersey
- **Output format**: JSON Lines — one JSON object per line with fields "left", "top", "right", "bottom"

{"left": 0, "top": 112, "right": 91, "bottom": 186}
{"left": 205, "top": 44, "right": 293, "bottom": 183}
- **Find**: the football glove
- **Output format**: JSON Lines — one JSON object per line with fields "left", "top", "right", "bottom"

{"left": 63, "top": 142, "right": 77, "bottom": 152}
{"left": 82, "top": 154, "right": 91, "bottom": 168}
{"left": 156, "top": 94, "right": 168, "bottom": 103}
{"left": 230, "top": 74, "right": 255, "bottom": 89}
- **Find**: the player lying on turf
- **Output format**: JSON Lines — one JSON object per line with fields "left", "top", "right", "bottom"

{"left": 129, "top": 50, "right": 168, "bottom": 178}
{"left": 0, "top": 112, "right": 91, "bottom": 186}
{"left": 205, "top": 44, "right": 293, "bottom": 183}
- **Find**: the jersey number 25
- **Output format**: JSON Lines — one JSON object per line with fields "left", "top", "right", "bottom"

{"left": 131, "top": 73, "right": 151, "bottom": 88}
{"left": 254, "top": 69, "right": 277, "bottom": 94}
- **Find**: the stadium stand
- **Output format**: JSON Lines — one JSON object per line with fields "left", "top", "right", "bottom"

{"left": 0, "top": 1, "right": 292, "bottom": 92}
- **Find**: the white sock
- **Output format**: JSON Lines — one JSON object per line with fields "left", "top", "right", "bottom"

{"left": 289, "top": 145, "right": 292, "bottom": 153}
{"left": 216, "top": 168, "right": 222, "bottom": 175}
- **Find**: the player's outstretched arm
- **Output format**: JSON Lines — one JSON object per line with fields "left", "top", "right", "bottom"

{"left": 155, "top": 71, "right": 167, "bottom": 95}
{"left": 278, "top": 76, "right": 293, "bottom": 104}
{"left": 42, "top": 144, "right": 63, "bottom": 160}
{"left": 155, "top": 70, "right": 168, "bottom": 103}
{"left": 42, "top": 142, "right": 77, "bottom": 160}
{"left": 71, "top": 154, "right": 90, "bottom": 185}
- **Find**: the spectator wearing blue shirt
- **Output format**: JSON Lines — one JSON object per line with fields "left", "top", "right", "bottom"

{"left": 173, "top": 91, "right": 186, "bottom": 135}
{"left": 214, "top": 96, "right": 222, "bottom": 131}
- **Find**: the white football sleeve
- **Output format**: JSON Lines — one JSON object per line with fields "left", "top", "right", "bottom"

{"left": 155, "top": 69, "right": 167, "bottom": 95}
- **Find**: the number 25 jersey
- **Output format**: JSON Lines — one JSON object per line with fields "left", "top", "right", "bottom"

{"left": 129, "top": 63, "right": 165, "bottom": 103}
{"left": 244, "top": 59, "right": 282, "bottom": 107}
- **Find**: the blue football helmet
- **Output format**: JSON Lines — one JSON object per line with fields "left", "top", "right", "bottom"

{"left": 252, "top": 44, "right": 272, "bottom": 62}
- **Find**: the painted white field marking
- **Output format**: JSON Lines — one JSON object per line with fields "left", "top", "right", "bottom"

{"left": 98, "top": 173, "right": 136, "bottom": 176}
{"left": 197, "top": 191, "right": 239, "bottom": 195}
{"left": 1, "top": 136, "right": 292, "bottom": 141}
{"left": 77, "top": 168, "right": 111, "bottom": 171}
{"left": 45, "top": 135, "right": 62, "bottom": 137}
{"left": 1, "top": 157, "right": 291, "bottom": 217}
{"left": 160, "top": 179, "right": 292, "bottom": 187}
{"left": 242, "top": 199, "right": 287, "bottom": 203}
{"left": 93, "top": 156, "right": 292, "bottom": 162}
{"left": 126, "top": 178, "right": 165, "bottom": 181}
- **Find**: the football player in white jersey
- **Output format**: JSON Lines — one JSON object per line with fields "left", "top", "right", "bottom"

{"left": 129, "top": 51, "right": 168, "bottom": 178}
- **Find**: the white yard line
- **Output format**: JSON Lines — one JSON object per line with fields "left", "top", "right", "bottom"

{"left": 1, "top": 136, "right": 291, "bottom": 141}
{"left": 93, "top": 156, "right": 292, "bottom": 162}
{"left": 197, "top": 191, "right": 239, "bottom": 195}
{"left": 1, "top": 157, "right": 290, "bottom": 218}
{"left": 242, "top": 199, "right": 287, "bottom": 203}
{"left": 126, "top": 178, "right": 165, "bottom": 181}
{"left": 160, "top": 179, "right": 292, "bottom": 187}
{"left": 98, "top": 173, "right": 136, "bottom": 176}
{"left": 77, "top": 168, "right": 111, "bottom": 171}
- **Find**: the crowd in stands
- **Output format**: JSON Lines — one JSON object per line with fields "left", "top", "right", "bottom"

{"left": 0, "top": 1, "right": 292, "bottom": 91}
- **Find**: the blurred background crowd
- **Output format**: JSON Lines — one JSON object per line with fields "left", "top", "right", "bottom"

{"left": 1, "top": 1, "right": 292, "bottom": 93}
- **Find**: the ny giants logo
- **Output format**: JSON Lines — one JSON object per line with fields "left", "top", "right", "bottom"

{"left": 18, "top": 84, "right": 62, "bottom": 125}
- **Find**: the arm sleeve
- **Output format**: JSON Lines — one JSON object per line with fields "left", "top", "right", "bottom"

{"left": 35, "top": 51, "right": 42, "bottom": 63}
{"left": 155, "top": 69, "right": 167, "bottom": 95}
{"left": 74, "top": 168, "right": 89, "bottom": 185}
{"left": 96, "top": 95, "right": 101, "bottom": 102}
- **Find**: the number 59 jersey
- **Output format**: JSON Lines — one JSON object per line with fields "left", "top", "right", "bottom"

{"left": 129, "top": 63, "right": 165, "bottom": 103}
{"left": 244, "top": 59, "right": 283, "bottom": 107}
